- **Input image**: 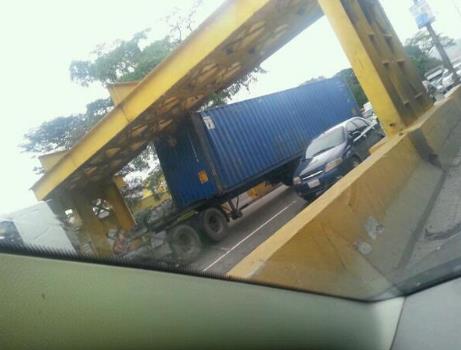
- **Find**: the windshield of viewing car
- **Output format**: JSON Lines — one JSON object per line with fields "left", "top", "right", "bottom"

{"left": 2, "top": 0, "right": 461, "bottom": 303}
{"left": 305, "top": 127, "right": 344, "bottom": 159}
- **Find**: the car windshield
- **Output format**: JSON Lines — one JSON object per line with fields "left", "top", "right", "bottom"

{"left": 305, "top": 127, "right": 345, "bottom": 159}
{"left": 2, "top": 0, "right": 461, "bottom": 304}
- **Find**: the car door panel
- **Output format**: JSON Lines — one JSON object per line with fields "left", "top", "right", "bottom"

{"left": 352, "top": 134, "right": 368, "bottom": 160}
{"left": 347, "top": 120, "right": 368, "bottom": 160}
{"left": 366, "top": 127, "right": 385, "bottom": 149}
{"left": 350, "top": 118, "right": 384, "bottom": 159}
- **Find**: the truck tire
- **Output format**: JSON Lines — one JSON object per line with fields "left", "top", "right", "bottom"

{"left": 199, "top": 207, "right": 229, "bottom": 242}
{"left": 169, "top": 224, "right": 202, "bottom": 264}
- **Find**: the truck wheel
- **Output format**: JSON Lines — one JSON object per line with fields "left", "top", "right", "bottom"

{"left": 169, "top": 224, "right": 202, "bottom": 264}
{"left": 200, "top": 207, "right": 229, "bottom": 242}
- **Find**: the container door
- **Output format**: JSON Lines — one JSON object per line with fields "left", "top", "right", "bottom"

{"left": 154, "top": 120, "right": 218, "bottom": 210}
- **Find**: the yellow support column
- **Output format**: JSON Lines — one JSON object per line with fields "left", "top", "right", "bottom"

{"left": 72, "top": 191, "right": 113, "bottom": 257}
{"left": 103, "top": 181, "right": 136, "bottom": 232}
{"left": 318, "top": 0, "right": 433, "bottom": 135}
{"left": 230, "top": 0, "right": 440, "bottom": 299}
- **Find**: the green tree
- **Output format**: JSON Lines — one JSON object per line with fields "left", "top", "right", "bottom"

{"left": 404, "top": 44, "right": 441, "bottom": 76}
{"left": 69, "top": 32, "right": 177, "bottom": 86}
{"left": 405, "top": 30, "right": 454, "bottom": 55}
{"left": 22, "top": 98, "right": 112, "bottom": 155}
{"left": 21, "top": 31, "right": 179, "bottom": 176}
{"left": 404, "top": 30, "right": 455, "bottom": 76}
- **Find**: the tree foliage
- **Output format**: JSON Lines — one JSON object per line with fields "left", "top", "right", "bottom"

{"left": 404, "top": 44, "right": 441, "bottom": 76}
{"left": 70, "top": 32, "right": 177, "bottom": 86}
{"left": 405, "top": 30, "right": 454, "bottom": 55}
{"left": 22, "top": 98, "right": 112, "bottom": 154}
{"left": 22, "top": 29, "right": 180, "bottom": 164}
{"left": 404, "top": 30, "right": 455, "bottom": 76}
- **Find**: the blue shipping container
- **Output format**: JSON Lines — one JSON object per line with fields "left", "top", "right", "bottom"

{"left": 154, "top": 77, "right": 359, "bottom": 210}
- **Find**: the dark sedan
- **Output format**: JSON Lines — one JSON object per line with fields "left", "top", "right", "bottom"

{"left": 293, "top": 117, "right": 384, "bottom": 201}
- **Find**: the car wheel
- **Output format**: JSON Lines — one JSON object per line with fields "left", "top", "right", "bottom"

{"left": 199, "top": 207, "right": 229, "bottom": 242}
{"left": 169, "top": 224, "right": 202, "bottom": 264}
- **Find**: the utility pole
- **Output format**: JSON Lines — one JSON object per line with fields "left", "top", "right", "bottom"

{"left": 411, "top": 0, "right": 460, "bottom": 85}
{"left": 425, "top": 22, "right": 460, "bottom": 85}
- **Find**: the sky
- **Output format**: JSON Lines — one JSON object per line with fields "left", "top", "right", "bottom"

{"left": 0, "top": 0, "right": 460, "bottom": 213}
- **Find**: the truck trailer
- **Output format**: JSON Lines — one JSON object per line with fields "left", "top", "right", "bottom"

{"left": 142, "top": 77, "right": 359, "bottom": 262}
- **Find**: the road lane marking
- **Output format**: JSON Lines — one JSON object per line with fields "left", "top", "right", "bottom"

{"left": 202, "top": 200, "right": 297, "bottom": 272}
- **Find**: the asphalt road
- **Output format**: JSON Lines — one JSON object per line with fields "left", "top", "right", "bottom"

{"left": 189, "top": 186, "right": 306, "bottom": 274}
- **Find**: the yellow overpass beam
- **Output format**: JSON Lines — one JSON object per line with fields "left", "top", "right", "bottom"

{"left": 318, "top": 0, "right": 432, "bottom": 135}
{"left": 38, "top": 150, "right": 69, "bottom": 173}
{"left": 32, "top": 0, "right": 322, "bottom": 201}
{"left": 107, "top": 81, "right": 139, "bottom": 106}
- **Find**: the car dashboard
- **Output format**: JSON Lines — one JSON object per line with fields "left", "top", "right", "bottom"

{"left": 1, "top": 250, "right": 460, "bottom": 350}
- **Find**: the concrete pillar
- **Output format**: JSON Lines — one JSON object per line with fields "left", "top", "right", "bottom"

{"left": 103, "top": 181, "right": 136, "bottom": 232}
{"left": 71, "top": 191, "right": 113, "bottom": 257}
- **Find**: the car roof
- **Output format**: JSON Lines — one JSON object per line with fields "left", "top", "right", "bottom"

{"left": 317, "top": 117, "right": 363, "bottom": 137}
{"left": 426, "top": 70, "right": 444, "bottom": 80}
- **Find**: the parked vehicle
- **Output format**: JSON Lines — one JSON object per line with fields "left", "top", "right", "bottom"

{"left": 293, "top": 117, "right": 384, "bottom": 201}
{"left": 361, "top": 101, "right": 379, "bottom": 125}
{"left": 0, "top": 201, "right": 77, "bottom": 252}
{"left": 142, "top": 77, "right": 359, "bottom": 262}
{"left": 425, "top": 66, "right": 446, "bottom": 94}
{"left": 422, "top": 80, "right": 437, "bottom": 100}
{"left": 441, "top": 63, "right": 461, "bottom": 92}
{"left": 362, "top": 101, "right": 374, "bottom": 119}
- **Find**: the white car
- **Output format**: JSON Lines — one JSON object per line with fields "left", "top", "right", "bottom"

{"left": 441, "top": 64, "right": 461, "bottom": 92}
{"left": 0, "top": 201, "right": 77, "bottom": 252}
{"left": 361, "top": 102, "right": 379, "bottom": 125}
